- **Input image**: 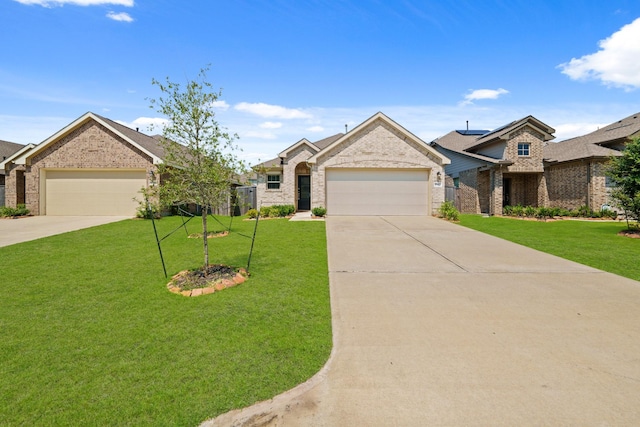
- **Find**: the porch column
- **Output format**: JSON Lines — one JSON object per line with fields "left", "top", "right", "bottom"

{"left": 490, "top": 168, "right": 503, "bottom": 216}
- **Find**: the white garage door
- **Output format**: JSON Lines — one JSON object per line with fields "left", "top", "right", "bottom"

{"left": 326, "top": 169, "right": 429, "bottom": 216}
{"left": 45, "top": 170, "right": 147, "bottom": 216}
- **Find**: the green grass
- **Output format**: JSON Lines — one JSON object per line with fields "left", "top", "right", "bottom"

{"left": 0, "top": 215, "right": 331, "bottom": 426}
{"left": 459, "top": 215, "right": 640, "bottom": 281}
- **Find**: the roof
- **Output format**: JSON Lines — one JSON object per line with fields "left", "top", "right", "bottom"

{"left": 543, "top": 112, "right": 640, "bottom": 163}
{"left": 432, "top": 130, "right": 482, "bottom": 152}
{"left": 308, "top": 112, "right": 450, "bottom": 165}
{"left": 0, "top": 140, "right": 25, "bottom": 162}
{"left": 468, "top": 115, "right": 555, "bottom": 150}
{"left": 254, "top": 133, "right": 345, "bottom": 170}
{"left": 22, "top": 112, "right": 166, "bottom": 165}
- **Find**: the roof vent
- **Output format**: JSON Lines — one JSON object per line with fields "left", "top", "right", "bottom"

{"left": 136, "top": 127, "right": 139, "bottom": 132}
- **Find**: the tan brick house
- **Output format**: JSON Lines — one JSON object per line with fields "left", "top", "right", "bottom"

{"left": 0, "top": 140, "right": 27, "bottom": 207}
{"left": 1, "top": 112, "right": 165, "bottom": 216}
{"left": 254, "top": 112, "right": 450, "bottom": 216}
{"left": 432, "top": 112, "right": 640, "bottom": 214}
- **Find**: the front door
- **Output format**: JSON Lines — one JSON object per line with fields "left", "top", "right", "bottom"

{"left": 503, "top": 178, "right": 511, "bottom": 207}
{"left": 297, "top": 175, "right": 311, "bottom": 211}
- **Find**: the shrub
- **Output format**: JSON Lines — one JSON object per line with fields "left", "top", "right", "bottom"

{"left": 439, "top": 201, "right": 460, "bottom": 221}
{"left": 246, "top": 208, "right": 258, "bottom": 219}
{"left": 312, "top": 206, "right": 326, "bottom": 217}
{"left": 259, "top": 206, "right": 271, "bottom": 218}
{"left": 267, "top": 205, "right": 295, "bottom": 217}
{"left": 512, "top": 205, "right": 525, "bottom": 217}
{"left": 503, "top": 205, "right": 514, "bottom": 216}
{"left": 535, "top": 207, "right": 552, "bottom": 221}
{"left": 0, "top": 204, "right": 30, "bottom": 217}
{"left": 524, "top": 206, "right": 536, "bottom": 217}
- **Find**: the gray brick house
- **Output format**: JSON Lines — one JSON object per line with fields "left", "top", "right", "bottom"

{"left": 1, "top": 112, "right": 165, "bottom": 216}
{"left": 432, "top": 112, "right": 640, "bottom": 214}
{"left": 254, "top": 112, "right": 450, "bottom": 216}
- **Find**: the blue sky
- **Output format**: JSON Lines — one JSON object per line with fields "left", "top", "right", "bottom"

{"left": 2, "top": 0, "right": 640, "bottom": 164}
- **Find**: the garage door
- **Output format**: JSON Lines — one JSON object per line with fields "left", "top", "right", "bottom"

{"left": 326, "top": 169, "right": 429, "bottom": 215}
{"left": 45, "top": 170, "right": 147, "bottom": 216}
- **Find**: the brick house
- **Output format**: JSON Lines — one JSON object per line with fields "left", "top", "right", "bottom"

{"left": 254, "top": 112, "right": 450, "bottom": 216}
{"left": 0, "top": 140, "right": 27, "bottom": 207}
{"left": 432, "top": 112, "right": 640, "bottom": 214}
{"left": 432, "top": 116, "right": 555, "bottom": 215}
{"left": 1, "top": 112, "right": 165, "bottom": 216}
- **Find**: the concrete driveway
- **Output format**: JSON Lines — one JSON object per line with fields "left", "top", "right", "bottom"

{"left": 0, "top": 215, "right": 130, "bottom": 248}
{"left": 206, "top": 216, "right": 640, "bottom": 426}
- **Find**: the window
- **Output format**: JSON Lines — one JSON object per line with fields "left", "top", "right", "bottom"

{"left": 453, "top": 177, "right": 460, "bottom": 188}
{"left": 517, "top": 143, "right": 530, "bottom": 156}
{"left": 267, "top": 174, "right": 281, "bottom": 189}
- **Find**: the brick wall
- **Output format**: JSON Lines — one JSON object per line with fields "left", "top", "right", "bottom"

{"left": 546, "top": 161, "right": 588, "bottom": 210}
{"left": 504, "top": 127, "right": 545, "bottom": 173}
{"left": 312, "top": 118, "right": 446, "bottom": 214}
{"left": 24, "top": 120, "right": 154, "bottom": 215}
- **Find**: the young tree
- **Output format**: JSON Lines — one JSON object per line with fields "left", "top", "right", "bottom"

{"left": 607, "top": 137, "right": 640, "bottom": 228}
{"left": 149, "top": 66, "right": 246, "bottom": 269}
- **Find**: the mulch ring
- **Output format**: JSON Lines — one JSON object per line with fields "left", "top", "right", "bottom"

{"left": 167, "top": 264, "right": 249, "bottom": 297}
{"left": 188, "top": 231, "right": 229, "bottom": 239}
{"left": 618, "top": 229, "right": 640, "bottom": 239}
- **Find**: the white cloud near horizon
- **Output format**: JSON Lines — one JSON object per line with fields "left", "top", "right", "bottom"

{"left": 211, "top": 100, "right": 229, "bottom": 111}
{"left": 460, "top": 88, "right": 509, "bottom": 106}
{"left": 307, "top": 125, "right": 324, "bottom": 132}
{"left": 259, "top": 121, "right": 282, "bottom": 129}
{"left": 14, "top": 0, "right": 133, "bottom": 6}
{"left": 115, "top": 116, "right": 168, "bottom": 133}
{"left": 559, "top": 17, "right": 640, "bottom": 90}
{"left": 234, "top": 102, "right": 313, "bottom": 119}
{"left": 106, "top": 11, "right": 133, "bottom": 22}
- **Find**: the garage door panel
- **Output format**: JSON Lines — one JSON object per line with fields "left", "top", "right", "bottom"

{"left": 45, "top": 170, "right": 146, "bottom": 216}
{"left": 326, "top": 169, "right": 429, "bottom": 216}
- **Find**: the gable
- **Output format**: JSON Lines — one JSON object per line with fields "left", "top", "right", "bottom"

{"left": 308, "top": 112, "right": 449, "bottom": 166}
{"left": 29, "top": 119, "right": 153, "bottom": 170}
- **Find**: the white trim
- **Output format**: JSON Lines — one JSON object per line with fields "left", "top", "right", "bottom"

{"left": 24, "top": 112, "right": 163, "bottom": 166}
{"left": 307, "top": 112, "right": 450, "bottom": 165}
{"left": 0, "top": 143, "right": 36, "bottom": 169}
{"left": 278, "top": 138, "right": 318, "bottom": 158}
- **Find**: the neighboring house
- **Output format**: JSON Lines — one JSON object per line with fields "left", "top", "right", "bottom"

{"left": 432, "top": 112, "right": 640, "bottom": 215}
{"left": 432, "top": 116, "right": 555, "bottom": 215}
{"left": 1, "top": 112, "right": 165, "bottom": 216}
{"left": 0, "top": 140, "right": 27, "bottom": 207}
{"left": 543, "top": 112, "right": 640, "bottom": 211}
{"left": 254, "top": 112, "right": 450, "bottom": 216}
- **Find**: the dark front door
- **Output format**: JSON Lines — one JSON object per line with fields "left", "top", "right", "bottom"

{"left": 503, "top": 178, "right": 511, "bottom": 207}
{"left": 297, "top": 175, "right": 311, "bottom": 211}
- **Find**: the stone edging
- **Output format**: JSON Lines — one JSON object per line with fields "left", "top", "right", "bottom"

{"left": 167, "top": 269, "right": 248, "bottom": 297}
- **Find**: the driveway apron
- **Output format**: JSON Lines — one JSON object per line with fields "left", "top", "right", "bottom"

{"left": 0, "top": 216, "right": 130, "bottom": 248}
{"left": 206, "top": 216, "right": 640, "bottom": 426}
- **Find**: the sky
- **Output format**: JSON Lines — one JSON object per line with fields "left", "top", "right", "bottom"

{"left": 2, "top": 0, "right": 640, "bottom": 164}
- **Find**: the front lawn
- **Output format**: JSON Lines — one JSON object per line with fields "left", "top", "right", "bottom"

{"left": 459, "top": 215, "right": 640, "bottom": 281}
{"left": 0, "top": 216, "right": 331, "bottom": 426}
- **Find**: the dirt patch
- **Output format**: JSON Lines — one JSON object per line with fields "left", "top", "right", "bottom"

{"left": 167, "top": 264, "right": 248, "bottom": 297}
{"left": 618, "top": 229, "right": 640, "bottom": 239}
{"left": 188, "top": 230, "right": 229, "bottom": 239}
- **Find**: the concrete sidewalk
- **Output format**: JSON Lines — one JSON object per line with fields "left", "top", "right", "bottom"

{"left": 205, "top": 216, "right": 640, "bottom": 426}
{"left": 0, "top": 216, "right": 130, "bottom": 248}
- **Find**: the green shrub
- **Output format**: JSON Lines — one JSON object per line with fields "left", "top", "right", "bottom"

{"left": 259, "top": 206, "right": 271, "bottom": 218}
{"left": 246, "top": 208, "right": 258, "bottom": 219}
{"left": 524, "top": 206, "right": 536, "bottom": 217}
{"left": 312, "top": 207, "right": 326, "bottom": 217}
{"left": 0, "top": 204, "right": 30, "bottom": 217}
{"left": 512, "top": 205, "right": 525, "bottom": 217}
{"left": 503, "top": 205, "right": 514, "bottom": 216}
{"left": 535, "top": 207, "right": 552, "bottom": 221}
{"left": 439, "top": 201, "right": 460, "bottom": 221}
{"left": 270, "top": 204, "right": 295, "bottom": 217}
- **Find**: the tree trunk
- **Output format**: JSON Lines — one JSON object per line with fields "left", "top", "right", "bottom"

{"left": 202, "top": 206, "right": 209, "bottom": 271}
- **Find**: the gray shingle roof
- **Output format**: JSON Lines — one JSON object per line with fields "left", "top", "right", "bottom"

{"left": 469, "top": 115, "right": 555, "bottom": 150}
{"left": 94, "top": 114, "right": 166, "bottom": 160}
{"left": 0, "top": 140, "right": 24, "bottom": 162}
{"left": 432, "top": 130, "right": 481, "bottom": 152}
{"left": 253, "top": 133, "right": 345, "bottom": 169}
{"left": 544, "top": 112, "right": 640, "bottom": 163}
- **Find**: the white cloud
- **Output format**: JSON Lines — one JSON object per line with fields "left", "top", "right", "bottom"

{"left": 306, "top": 125, "right": 324, "bottom": 132}
{"left": 460, "top": 88, "right": 509, "bottom": 106}
{"left": 106, "top": 11, "right": 133, "bottom": 22}
{"left": 211, "top": 100, "right": 229, "bottom": 111}
{"left": 14, "top": 0, "right": 133, "bottom": 6}
{"left": 259, "top": 121, "right": 282, "bottom": 129}
{"left": 553, "top": 122, "right": 607, "bottom": 141}
{"left": 116, "top": 116, "right": 169, "bottom": 133}
{"left": 234, "top": 102, "right": 313, "bottom": 119}
{"left": 243, "top": 130, "right": 278, "bottom": 140}
{"left": 559, "top": 17, "right": 640, "bottom": 90}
